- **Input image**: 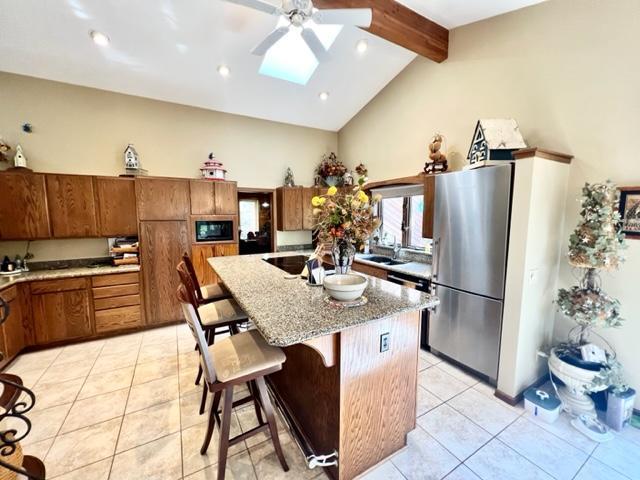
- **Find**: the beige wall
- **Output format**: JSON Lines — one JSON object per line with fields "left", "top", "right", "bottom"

{"left": 338, "top": 0, "right": 640, "bottom": 405}
{"left": 0, "top": 72, "right": 337, "bottom": 255}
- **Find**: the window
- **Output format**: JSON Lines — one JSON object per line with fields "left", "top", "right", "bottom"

{"left": 239, "top": 199, "right": 259, "bottom": 240}
{"left": 375, "top": 186, "right": 428, "bottom": 250}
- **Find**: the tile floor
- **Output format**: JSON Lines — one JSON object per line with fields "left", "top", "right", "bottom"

{"left": 2, "top": 325, "right": 639, "bottom": 480}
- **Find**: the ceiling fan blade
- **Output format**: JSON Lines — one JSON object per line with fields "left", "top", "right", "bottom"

{"left": 301, "top": 27, "right": 328, "bottom": 61}
{"left": 223, "top": 0, "right": 282, "bottom": 16}
{"left": 251, "top": 26, "right": 290, "bottom": 55}
{"left": 312, "top": 8, "right": 372, "bottom": 28}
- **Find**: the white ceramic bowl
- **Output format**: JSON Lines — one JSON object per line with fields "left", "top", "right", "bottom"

{"left": 323, "top": 274, "right": 368, "bottom": 301}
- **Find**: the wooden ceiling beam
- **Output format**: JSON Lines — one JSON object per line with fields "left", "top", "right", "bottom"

{"left": 314, "top": 0, "right": 449, "bottom": 62}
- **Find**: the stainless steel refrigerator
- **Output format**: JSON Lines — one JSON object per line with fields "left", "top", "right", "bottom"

{"left": 429, "top": 164, "right": 512, "bottom": 383}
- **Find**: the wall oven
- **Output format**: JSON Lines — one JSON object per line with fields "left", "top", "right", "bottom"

{"left": 193, "top": 217, "right": 235, "bottom": 243}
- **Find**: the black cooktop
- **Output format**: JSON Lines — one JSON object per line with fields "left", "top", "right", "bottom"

{"left": 263, "top": 255, "right": 308, "bottom": 275}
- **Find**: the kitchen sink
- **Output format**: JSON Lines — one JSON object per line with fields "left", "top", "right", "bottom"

{"left": 359, "top": 255, "right": 407, "bottom": 266}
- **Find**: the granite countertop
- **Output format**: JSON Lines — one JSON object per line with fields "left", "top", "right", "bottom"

{"left": 208, "top": 253, "right": 438, "bottom": 347}
{"left": 0, "top": 264, "right": 140, "bottom": 291}
{"left": 354, "top": 255, "right": 432, "bottom": 280}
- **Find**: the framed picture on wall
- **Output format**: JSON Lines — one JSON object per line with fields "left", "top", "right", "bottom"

{"left": 619, "top": 186, "right": 640, "bottom": 239}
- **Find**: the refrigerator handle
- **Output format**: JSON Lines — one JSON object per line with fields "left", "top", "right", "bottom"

{"left": 432, "top": 237, "right": 440, "bottom": 281}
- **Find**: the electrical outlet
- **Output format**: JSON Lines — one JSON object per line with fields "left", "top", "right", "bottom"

{"left": 380, "top": 332, "right": 390, "bottom": 352}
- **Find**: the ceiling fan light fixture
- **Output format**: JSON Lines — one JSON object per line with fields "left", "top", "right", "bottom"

{"left": 217, "top": 65, "right": 230, "bottom": 77}
{"left": 319, "top": 91, "right": 329, "bottom": 101}
{"left": 356, "top": 39, "right": 368, "bottom": 53}
{"left": 89, "top": 30, "right": 110, "bottom": 47}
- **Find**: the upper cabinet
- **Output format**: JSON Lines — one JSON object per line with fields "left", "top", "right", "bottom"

{"left": 302, "top": 187, "right": 319, "bottom": 231}
{"left": 0, "top": 172, "right": 51, "bottom": 240}
{"left": 46, "top": 174, "right": 98, "bottom": 237}
{"left": 422, "top": 176, "right": 435, "bottom": 239}
{"left": 136, "top": 177, "right": 190, "bottom": 220}
{"left": 190, "top": 180, "right": 238, "bottom": 216}
{"left": 214, "top": 181, "right": 238, "bottom": 215}
{"left": 276, "top": 186, "right": 303, "bottom": 231}
{"left": 190, "top": 180, "right": 215, "bottom": 215}
{"left": 94, "top": 177, "right": 137, "bottom": 236}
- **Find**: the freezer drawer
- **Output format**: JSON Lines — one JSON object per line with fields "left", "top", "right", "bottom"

{"left": 428, "top": 284, "right": 503, "bottom": 381}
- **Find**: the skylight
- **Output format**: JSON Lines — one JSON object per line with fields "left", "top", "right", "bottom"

{"left": 259, "top": 17, "right": 342, "bottom": 85}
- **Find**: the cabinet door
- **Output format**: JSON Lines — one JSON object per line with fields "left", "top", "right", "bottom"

{"left": 0, "top": 173, "right": 51, "bottom": 240}
{"left": 46, "top": 174, "right": 99, "bottom": 237}
{"left": 276, "top": 187, "right": 303, "bottom": 231}
{"left": 0, "top": 286, "right": 26, "bottom": 361}
{"left": 32, "top": 289, "right": 92, "bottom": 344}
{"left": 302, "top": 187, "right": 319, "bottom": 231}
{"left": 422, "top": 175, "right": 435, "bottom": 239}
{"left": 140, "top": 221, "right": 189, "bottom": 325}
{"left": 95, "top": 177, "right": 138, "bottom": 236}
{"left": 214, "top": 243, "right": 239, "bottom": 257}
{"left": 136, "top": 178, "right": 190, "bottom": 220}
{"left": 191, "top": 244, "right": 218, "bottom": 285}
{"left": 190, "top": 180, "right": 215, "bottom": 215}
{"left": 214, "top": 182, "right": 238, "bottom": 215}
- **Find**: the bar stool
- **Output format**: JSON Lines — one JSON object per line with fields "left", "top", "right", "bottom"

{"left": 182, "top": 252, "right": 231, "bottom": 305}
{"left": 177, "top": 261, "right": 248, "bottom": 413}
{"left": 177, "top": 285, "right": 289, "bottom": 480}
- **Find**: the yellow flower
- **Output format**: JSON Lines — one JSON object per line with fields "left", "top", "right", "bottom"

{"left": 311, "top": 196, "right": 324, "bottom": 207}
{"left": 357, "top": 190, "right": 369, "bottom": 203}
{"left": 327, "top": 186, "right": 338, "bottom": 196}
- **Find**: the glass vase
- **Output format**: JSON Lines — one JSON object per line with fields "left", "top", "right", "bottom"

{"left": 331, "top": 237, "right": 356, "bottom": 274}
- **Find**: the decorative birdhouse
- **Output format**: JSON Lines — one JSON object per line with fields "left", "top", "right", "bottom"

{"left": 124, "top": 144, "right": 139, "bottom": 169}
{"left": 200, "top": 153, "right": 226, "bottom": 181}
{"left": 13, "top": 144, "right": 28, "bottom": 168}
{"left": 466, "top": 119, "right": 526, "bottom": 169}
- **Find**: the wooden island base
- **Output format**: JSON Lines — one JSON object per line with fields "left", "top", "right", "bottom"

{"left": 268, "top": 310, "right": 421, "bottom": 480}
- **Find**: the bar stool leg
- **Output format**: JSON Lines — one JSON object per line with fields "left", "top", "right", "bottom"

{"left": 201, "top": 389, "right": 222, "bottom": 455}
{"left": 255, "top": 376, "right": 289, "bottom": 472}
{"left": 199, "top": 383, "right": 208, "bottom": 415}
{"left": 249, "top": 380, "right": 264, "bottom": 425}
{"left": 214, "top": 387, "right": 235, "bottom": 480}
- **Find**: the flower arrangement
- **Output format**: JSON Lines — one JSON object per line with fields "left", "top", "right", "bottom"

{"left": 312, "top": 177, "right": 381, "bottom": 251}
{"left": 316, "top": 152, "right": 347, "bottom": 186}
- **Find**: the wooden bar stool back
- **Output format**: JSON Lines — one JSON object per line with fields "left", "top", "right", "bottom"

{"left": 182, "top": 252, "right": 230, "bottom": 304}
{"left": 178, "top": 285, "right": 290, "bottom": 480}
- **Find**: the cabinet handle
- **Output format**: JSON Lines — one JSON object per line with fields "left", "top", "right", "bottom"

{"left": 432, "top": 238, "right": 440, "bottom": 281}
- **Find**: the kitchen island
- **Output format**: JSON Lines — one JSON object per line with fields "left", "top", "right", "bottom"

{"left": 208, "top": 253, "right": 438, "bottom": 480}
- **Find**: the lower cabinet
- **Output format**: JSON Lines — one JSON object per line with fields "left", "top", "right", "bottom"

{"left": 31, "top": 278, "right": 92, "bottom": 345}
{"left": 0, "top": 286, "right": 27, "bottom": 364}
{"left": 140, "top": 221, "right": 189, "bottom": 325}
{"left": 191, "top": 243, "right": 239, "bottom": 286}
{"left": 92, "top": 272, "right": 143, "bottom": 333}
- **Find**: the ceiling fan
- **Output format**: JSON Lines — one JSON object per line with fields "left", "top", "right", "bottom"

{"left": 224, "top": 0, "right": 372, "bottom": 61}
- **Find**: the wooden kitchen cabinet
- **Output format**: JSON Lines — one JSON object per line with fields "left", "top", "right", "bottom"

{"left": 190, "top": 180, "right": 216, "bottom": 215}
{"left": 94, "top": 177, "right": 137, "bottom": 236}
{"left": 422, "top": 175, "right": 435, "bottom": 239}
{"left": 302, "top": 187, "right": 320, "bottom": 231}
{"left": 0, "top": 286, "right": 26, "bottom": 362}
{"left": 91, "top": 272, "right": 142, "bottom": 333}
{"left": 0, "top": 172, "right": 51, "bottom": 240}
{"left": 46, "top": 174, "right": 99, "bottom": 238}
{"left": 136, "top": 177, "right": 190, "bottom": 220}
{"left": 191, "top": 243, "right": 239, "bottom": 286}
{"left": 140, "top": 221, "right": 189, "bottom": 325}
{"left": 214, "top": 181, "right": 238, "bottom": 215}
{"left": 31, "top": 278, "right": 92, "bottom": 344}
{"left": 276, "top": 186, "right": 303, "bottom": 231}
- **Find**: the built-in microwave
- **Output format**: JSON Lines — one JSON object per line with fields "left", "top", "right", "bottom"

{"left": 194, "top": 219, "right": 234, "bottom": 243}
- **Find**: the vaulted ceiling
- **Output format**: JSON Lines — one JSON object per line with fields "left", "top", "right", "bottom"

{"left": 0, "top": 0, "right": 544, "bottom": 131}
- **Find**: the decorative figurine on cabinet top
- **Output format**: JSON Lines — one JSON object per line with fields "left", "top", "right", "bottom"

{"left": 466, "top": 119, "right": 526, "bottom": 169}
{"left": 284, "top": 167, "right": 295, "bottom": 187}
{"left": 124, "top": 144, "right": 139, "bottom": 169}
{"left": 200, "top": 153, "right": 227, "bottom": 181}
{"left": 0, "top": 138, "right": 11, "bottom": 163}
{"left": 13, "top": 144, "right": 28, "bottom": 169}
{"left": 424, "top": 133, "right": 448, "bottom": 174}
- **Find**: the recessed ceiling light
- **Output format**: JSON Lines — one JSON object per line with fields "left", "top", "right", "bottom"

{"left": 89, "top": 30, "right": 110, "bottom": 47}
{"left": 217, "top": 65, "right": 230, "bottom": 77}
{"left": 356, "top": 39, "right": 368, "bottom": 53}
{"left": 319, "top": 92, "right": 329, "bottom": 101}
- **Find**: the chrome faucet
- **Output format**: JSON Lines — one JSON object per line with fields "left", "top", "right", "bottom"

{"left": 392, "top": 243, "right": 401, "bottom": 260}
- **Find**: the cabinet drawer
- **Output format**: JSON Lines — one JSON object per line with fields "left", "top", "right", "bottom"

{"left": 92, "top": 272, "right": 139, "bottom": 287}
{"left": 92, "top": 283, "right": 139, "bottom": 299}
{"left": 352, "top": 262, "right": 388, "bottom": 280}
{"left": 95, "top": 305, "right": 142, "bottom": 333}
{"left": 30, "top": 278, "right": 88, "bottom": 294}
{"left": 0, "top": 286, "right": 17, "bottom": 303}
{"left": 94, "top": 294, "right": 140, "bottom": 311}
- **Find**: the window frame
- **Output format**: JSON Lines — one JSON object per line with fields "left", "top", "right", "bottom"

{"left": 378, "top": 194, "right": 425, "bottom": 250}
